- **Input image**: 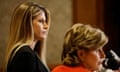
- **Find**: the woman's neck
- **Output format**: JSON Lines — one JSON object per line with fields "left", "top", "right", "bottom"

{"left": 29, "top": 40, "right": 38, "bottom": 50}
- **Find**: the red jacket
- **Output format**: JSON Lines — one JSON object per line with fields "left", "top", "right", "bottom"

{"left": 52, "top": 65, "right": 91, "bottom": 72}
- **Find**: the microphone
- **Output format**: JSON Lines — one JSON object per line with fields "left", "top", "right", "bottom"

{"left": 103, "top": 50, "right": 120, "bottom": 70}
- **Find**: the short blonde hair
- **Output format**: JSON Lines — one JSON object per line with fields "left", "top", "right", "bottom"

{"left": 62, "top": 23, "right": 108, "bottom": 66}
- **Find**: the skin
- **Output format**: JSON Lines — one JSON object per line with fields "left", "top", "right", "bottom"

{"left": 32, "top": 10, "right": 49, "bottom": 41}
{"left": 77, "top": 48, "right": 105, "bottom": 71}
{"left": 29, "top": 10, "right": 49, "bottom": 50}
{"left": 30, "top": 10, "right": 49, "bottom": 65}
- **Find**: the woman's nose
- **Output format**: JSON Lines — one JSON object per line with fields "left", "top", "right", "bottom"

{"left": 100, "top": 50, "right": 106, "bottom": 59}
{"left": 43, "top": 22, "right": 49, "bottom": 30}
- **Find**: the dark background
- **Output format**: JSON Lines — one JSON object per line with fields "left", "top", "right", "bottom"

{"left": 73, "top": 0, "right": 120, "bottom": 57}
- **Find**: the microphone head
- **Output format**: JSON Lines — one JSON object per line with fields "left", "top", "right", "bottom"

{"left": 103, "top": 50, "right": 120, "bottom": 70}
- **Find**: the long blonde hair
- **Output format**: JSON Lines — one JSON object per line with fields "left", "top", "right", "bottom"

{"left": 62, "top": 23, "right": 108, "bottom": 66}
{"left": 4, "top": 2, "right": 50, "bottom": 71}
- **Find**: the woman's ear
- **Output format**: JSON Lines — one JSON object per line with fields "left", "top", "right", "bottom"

{"left": 77, "top": 50, "right": 85, "bottom": 61}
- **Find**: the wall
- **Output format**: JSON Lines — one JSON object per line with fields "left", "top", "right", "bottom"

{"left": 0, "top": 0, "right": 72, "bottom": 68}
{"left": 73, "top": 0, "right": 104, "bottom": 30}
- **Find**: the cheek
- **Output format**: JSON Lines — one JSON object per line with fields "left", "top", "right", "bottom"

{"left": 33, "top": 24, "right": 38, "bottom": 33}
{"left": 35, "top": 24, "right": 41, "bottom": 32}
{"left": 89, "top": 52, "right": 100, "bottom": 63}
{"left": 33, "top": 23, "right": 42, "bottom": 37}
{"left": 85, "top": 52, "right": 100, "bottom": 67}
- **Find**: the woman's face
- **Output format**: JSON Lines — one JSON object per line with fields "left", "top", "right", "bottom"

{"left": 32, "top": 10, "right": 49, "bottom": 40}
{"left": 78, "top": 48, "right": 105, "bottom": 71}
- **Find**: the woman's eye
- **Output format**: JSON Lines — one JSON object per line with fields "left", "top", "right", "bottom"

{"left": 97, "top": 49, "right": 103, "bottom": 54}
{"left": 95, "top": 49, "right": 100, "bottom": 53}
{"left": 39, "top": 20, "right": 43, "bottom": 23}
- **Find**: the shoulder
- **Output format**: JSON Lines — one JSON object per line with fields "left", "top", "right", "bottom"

{"left": 18, "top": 45, "right": 33, "bottom": 52}
{"left": 16, "top": 45, "right": 34, "bottom": 55}
{"left": 9, "top": 45, "right": 36, "bottom": 68}
{"left": 7, "top": 46, "right": 37, "bottom": 72}
{"left": 52, "top": 65, "right": 70, "bottom": 72}
{"left": 13, "top": 45, "right": 35, "bottom": 60}
{"left": 52, "top": 65, "right": 91, "bottom": 72}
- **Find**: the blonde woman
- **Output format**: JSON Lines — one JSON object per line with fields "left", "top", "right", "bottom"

{"left": 52, "top": 23, "right": 108, "bottom": 72}
{"left": 4, "top": 1, "right": 50, "bottom": 72}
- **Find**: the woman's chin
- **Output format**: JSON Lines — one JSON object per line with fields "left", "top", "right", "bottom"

{"left": 92, "top": 65, "right": 102, "bottom": 71}
{"left": 40, "top": 36, "right": 47, "bottom": 40}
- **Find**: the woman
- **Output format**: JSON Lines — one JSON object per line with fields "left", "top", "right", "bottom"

{"left": 4, "top": 1, "right": 50, "bottom": 72}
{"left": 52, "top": 23, "right": 108, "bottom": 72}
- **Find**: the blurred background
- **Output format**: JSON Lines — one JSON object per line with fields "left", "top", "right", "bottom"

{"left": 0, "top": 0, "right": 119, "bottom": 71}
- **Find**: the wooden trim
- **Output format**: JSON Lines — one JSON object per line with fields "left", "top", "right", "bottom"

{"left": 0, "top": 67, "right": 3, "bottom": 72}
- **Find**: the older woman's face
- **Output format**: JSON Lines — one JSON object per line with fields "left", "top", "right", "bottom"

{"left": 32, "top": 10, "right": 49, "bottom": 40}
{"left": 78, "top": 48, "right": 105, "bottom": 71}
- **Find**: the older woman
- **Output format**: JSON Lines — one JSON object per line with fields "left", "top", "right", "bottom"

{"left": 52, "top": 23, "right": 108, "bottom": 72}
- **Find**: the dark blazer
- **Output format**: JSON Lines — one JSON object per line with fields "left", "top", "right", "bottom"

{"left": 7, "top": 45, "right": 50, "bottom": 72}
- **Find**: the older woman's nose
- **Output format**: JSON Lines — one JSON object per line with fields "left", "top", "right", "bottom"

{"left": 100, "top": 50, "right": 106, "bottom": 59}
